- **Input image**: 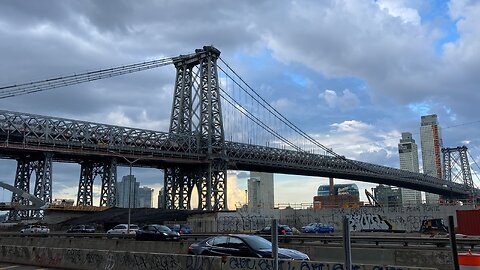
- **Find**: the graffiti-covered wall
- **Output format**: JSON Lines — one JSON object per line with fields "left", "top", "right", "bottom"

{"left": 190, "top": 204, "right": 474, "bottom": 232}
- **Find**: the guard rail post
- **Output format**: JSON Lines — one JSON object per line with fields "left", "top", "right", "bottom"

{"left": 449, "top": 215, "right": 459, "bottom": 270}
{"left": 343, "top": 216, "right": 352, "bottom": 270}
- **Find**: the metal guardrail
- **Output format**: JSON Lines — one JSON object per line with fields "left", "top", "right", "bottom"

{"left": 1, "top": 232, "right": 479, "bottom": 250}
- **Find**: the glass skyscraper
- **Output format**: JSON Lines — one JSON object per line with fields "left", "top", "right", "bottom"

{"left": 116, "top": 175, "right": 139, "bottom": 208}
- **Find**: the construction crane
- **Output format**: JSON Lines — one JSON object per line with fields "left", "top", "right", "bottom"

{"left": 365, "top": 189, "right": 381, "bottom": 207}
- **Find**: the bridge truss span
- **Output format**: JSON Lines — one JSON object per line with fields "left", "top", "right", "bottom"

{"left": 224, "top": 141, "right": 469, "bottom": 197}
{"left": 0, "top": 109, "right": 201, "bottom": 159}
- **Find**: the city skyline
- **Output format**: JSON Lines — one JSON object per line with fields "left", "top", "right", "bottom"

{"left": 0, "top": 1, "right": 479, "bottom": 208}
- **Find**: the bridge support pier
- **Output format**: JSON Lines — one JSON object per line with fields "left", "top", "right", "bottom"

{"left": 164, "top": 166, "right": 196, "bottom": 210}
{"left": 197, "top": 162, "right": 227, "bottom": 211}
{"left": 164, "top": 162, "right": 227, "bottom": 211}
{"left": 100, "top": 158, "right": 117, "bottom": 207}
{"left": 31, "top": 153, "right": 53, "bottom": 218}
{"left": 9, "top": 153, "right": 52, "bottom": 220}
{"left": 77, "top": 159, "right": 117, "bottom": 206}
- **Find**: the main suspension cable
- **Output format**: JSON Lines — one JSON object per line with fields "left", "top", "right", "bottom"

{"left": 0, "top": 57, "right": 175, "bottom": 99}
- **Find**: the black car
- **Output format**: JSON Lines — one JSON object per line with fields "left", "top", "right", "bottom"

{"left": 255, "top": 225, "right": 293, "bottom": 236}
{"left": 188, "top": 234, "right": 309, "bottom": 260}
{"left": 135, "top": 224, "right": 180, "bottom": 241}
{"left": 66, "top": 225, "right": 95, "bottom": 233}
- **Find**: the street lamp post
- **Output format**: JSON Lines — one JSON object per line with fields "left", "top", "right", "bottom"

{"left": 108, "top": 150, "right": 150, "bottom": 233}
{"left": 123, "top": 156, "right": 144, "bottom": 232}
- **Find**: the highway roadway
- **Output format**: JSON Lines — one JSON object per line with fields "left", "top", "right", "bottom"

{"left": 0, "top": 263, "right": 57, "bottom": 270}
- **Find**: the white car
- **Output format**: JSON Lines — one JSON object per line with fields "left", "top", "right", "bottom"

{"left": 106, "top": 224, "right": 139, "bottom": 234}
{"left": 20, "top": 225, "right": 50, "bottom": 234}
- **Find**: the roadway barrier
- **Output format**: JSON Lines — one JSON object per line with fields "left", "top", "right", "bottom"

{"left": 0, "top": 245, "right": 437, "bottom": 270}
{"left": 459, "top": 251, "right": 480, "bottom": 269}
{"left": 0, "top": 234, "right": 459, "bottom": 269}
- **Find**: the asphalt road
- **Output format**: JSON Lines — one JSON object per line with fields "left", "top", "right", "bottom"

{"left": 0, "top": 263, "right": 60, "bottom": 270}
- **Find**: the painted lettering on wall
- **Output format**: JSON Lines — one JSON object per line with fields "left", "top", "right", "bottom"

{"left": 346, "top": 214, "right": 393, "bottom": 231}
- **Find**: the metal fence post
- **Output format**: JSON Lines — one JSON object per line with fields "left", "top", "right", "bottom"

{"left": 272, "top": 219, "right": 278, "bottom": 270}
{"left": 343, "top": 216, "right": 352, "bottom": 270}
{"left": 448, "top": 215, "right": 459, "bottom": 270}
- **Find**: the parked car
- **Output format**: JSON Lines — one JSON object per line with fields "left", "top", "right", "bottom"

{"left": 106, "top": 224, "right": 139, "bottom": 234}
{"left": 302, "top": 223, "right": 334, "bottom": 234}
{"left": 20, "top": 225, "right": 50, "bottom": 234}
{"left": 66, "top": 225, "right": 95, "bottom": 233}
{"left": 166, "top": 224, "right": 193, "bottom": 234}
{"left": 255, "top": 225, "right": 293, "bottom": 236}
{"left": 188, "top": 234, "right": 309, "bottom": 260}
{"left": 135, "top": 224, "right": 180, "bottom": 241}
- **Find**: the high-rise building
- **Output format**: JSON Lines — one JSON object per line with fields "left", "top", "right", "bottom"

{"left": 373, "top": 185, "right": 402, "bottom": 207}
{"left": 157, "top": 188, "right": 164, "bottom": 209}
{"left": 248, "top": 172, "right": 274, "bottom": 209}
{"left": 314, "top": 183, "right": 361, "bottom": 208}
{"left": 137, "top": 187, "right": 153, "bottom": 208}
{"left": 420, "top": 114, "right": 443, "bottom": 204}
{"left": 398, "top": 132, "right": 422, "bottom": 205}
{"left": 116, "top": 175, "right": 140, "bottom": 208}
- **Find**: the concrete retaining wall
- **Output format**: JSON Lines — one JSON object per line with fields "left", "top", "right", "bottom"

{"left": 0, "top": 245, "right": 436, "bottom": 270}
{"left": 188, "top": 204, "right": 474, "bottom": 233}
{"left": 0, "top": 236, "right": 452, "bottom": 269}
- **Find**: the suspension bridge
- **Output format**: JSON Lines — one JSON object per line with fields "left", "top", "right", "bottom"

{"left": 0, "top": 46, "right": 475, "bottom": 220}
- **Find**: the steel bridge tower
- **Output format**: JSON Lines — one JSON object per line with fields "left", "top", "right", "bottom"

{"left": 164, "top": 46, "right": 227, "bottom": 211}
{"left": 442, "top": 146, "right": 475, "bottom": 197}
{"left": 9, "top": 153, "right": 52, "bottom": 220}
{"left": 77, "top": 159, "right": 117, "bottom": 207}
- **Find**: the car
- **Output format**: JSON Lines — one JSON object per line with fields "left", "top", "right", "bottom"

{"left": 135, "top": 224, "right": 180, "bottom": 241}
{"left": 66, "top": 225, "right": 96, "bottom": 233}
{"left": 302, "top": 223, "right": 334, "bottom": 234}
{"left": 106, "top": 224, "right": 139, "bottom": 234}
{"left": 255, "top": 225, "right": 293, "bottom": 236}
{"left": 165, "top": 224, "right": 193, "bottom": 234}
{"left": 20, "top": 225, "right": 50, "bottom": 234}
{"left": 188, "top": 234, "right": 309, "bottom": 260}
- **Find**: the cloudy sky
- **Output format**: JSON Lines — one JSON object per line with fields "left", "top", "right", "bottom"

{"left": 0, "top": 0, "right": 479, "bottom": 209}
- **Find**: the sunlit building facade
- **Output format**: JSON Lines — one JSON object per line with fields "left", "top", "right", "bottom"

{"left": 314, "top": 183, "right": 361, "bottom": 208}
{"left": 248, "top": 172, "right": 274, "bottom": 209}
{"left": 420, "top": 114, "right": 443, "bottom": 204}
{"left": 398, "top": 132, "right": 422, "bottom": 205}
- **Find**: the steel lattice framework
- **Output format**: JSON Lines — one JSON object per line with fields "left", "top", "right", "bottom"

{"left": 165, "top": 46, "right": 226, "bottom": 210}
{"left": 8, "top": 153, "right": 52, "bottom": 220}
{"left": 442, "top": 146, "right": 474, "bottom": 195}
{"left": 0, "top": 46, "right": 476, "bottom": 218}
{"left": 0, "top": 107, "right": 471, "bottom": 208}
